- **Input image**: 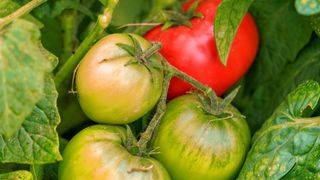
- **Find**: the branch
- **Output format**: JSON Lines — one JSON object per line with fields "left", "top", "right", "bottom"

{"left": 0, "top": 0, "right": 47, "bottom": 29}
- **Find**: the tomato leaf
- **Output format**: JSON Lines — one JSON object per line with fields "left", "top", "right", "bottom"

{"left": 295, "top": 0, "right": 320, "bottom": 15}
{"left": 214, "top": 0, "right": 254, "bottom": 66}
{"left": 236, "top": 0, "right": 313, "bottom": 132}
{"left": 31, "top": 138, "right": 68, "bottom": 180}
{"left": 238, "top": 37, "right": 320, "bottom": 133}
{"left": 0, "top": 77, "right": 62, "bottom": 164}
{"left": 238, "top": 80, "right": 320, "bottom": 179}
{"left": 0, "top": 19, "right": 54, "bottom": 137}
{"left": 247, "top": 0, "right": 313, "bottom": 86}
{"left": 0, "top": 170, "right": 33, "bottom": 180}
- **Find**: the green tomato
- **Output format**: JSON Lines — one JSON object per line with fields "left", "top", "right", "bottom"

{"left": 76, "top": 34, "right": 163, "bottom": 124}
{"left": 153, "top": 94, "right": 251, "bottom": 179}
{"left": 59, "top": 125, "right": 170, "bottom": 180}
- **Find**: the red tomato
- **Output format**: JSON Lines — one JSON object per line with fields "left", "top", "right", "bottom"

{"left": 144, "top": 0, "right": 259, "bottom": 99}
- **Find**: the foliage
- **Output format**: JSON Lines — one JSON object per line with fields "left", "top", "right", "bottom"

{"left": 238, "top": 81, "right": 320, "bottom": 179}
{"left": 0, "top": 0, "right": 319, "bottom": 179}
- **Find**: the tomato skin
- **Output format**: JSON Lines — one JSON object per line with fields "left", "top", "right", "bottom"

{"left": 58, "top": 125, "right": 170, "bottom": 180}
{"left": 144, "top": 0, "right": 259, "bottom": 99}
{"left": 153, "top": 95, "right": 251, "bottom": 179}
{"left": 76, "top": 34, "right": 163, "bottom": 124}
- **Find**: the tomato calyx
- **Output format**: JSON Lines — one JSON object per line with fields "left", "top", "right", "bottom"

{"left": 194, "top": 86, "right": 240, "bottom": 117}
{"left": 160, "top": 0, "right": 203, "bottom": 29}
{"left": 125, "top": 125, "right": 140, "bottom": 155}
{"left": 116, "top": 35, "right": 162, "bottom": 80}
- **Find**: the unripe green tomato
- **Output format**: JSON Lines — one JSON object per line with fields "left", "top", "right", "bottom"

{"left": 76, "top": 34, "right": 163, "bottom": 124}
{"left": 58, "top": 125, "right": 170, "bottom": 180}
{"left": 153, "top": 94, "right": 251, "bottom": 179}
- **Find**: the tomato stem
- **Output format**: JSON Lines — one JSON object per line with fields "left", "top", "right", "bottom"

{"left": 0, "top": 0, "right": 47, "bottom": 30}
{"left": 54, "top": 0, "right": 119, "bottom": 89}
{"left": 137, "top": 67, "right": 173, "bottom": 154}
{"left": 57, "top": 0, "right": 96, "bottom": 71}
{"left": 166, "top": 61, "right": 219, "bottom": 109}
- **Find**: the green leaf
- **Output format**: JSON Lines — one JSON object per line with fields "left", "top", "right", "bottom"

{"left": 238, "top": 80, "right": 320, "bottom": 179}
{"left": 116, "top": 43, "right": 136, "bottom": 56}
{"left": 214, "top": 0, "right": 254, "bottom": 66}
{"left": 238, "top": 37, "right": 320, "bottom": 134}
{"left": 30, "top": 138, "right": 68, "bottom": 180}
{"left": 0, "top": 19, "right": 53, "bottom": 137}
{"left": 0, "top": 170, "right": 33, "bottom": 180}
{"left": 237, "top": 0, "right": 313, "bottom": 131}
{"left": 247, "top": 0, "right": 313, "bottom": 86}
{"left": 295, "top": 0, "right": 320, "bottom": 15}
{"left": 0, "top": 77, "right": 62, "bottom": 164}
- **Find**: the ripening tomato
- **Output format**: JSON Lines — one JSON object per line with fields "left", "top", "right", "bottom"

{"left": 153, "top": 94, "right": 251, "bottom": 179}
{"left": 145, "top": 0, "right": 259, "bottom": 99}
{"left": 76, "top": 34, "right": 163, "bottom": 124}
{"left": 58, "top": 125, "right": 170, "bottom": 180}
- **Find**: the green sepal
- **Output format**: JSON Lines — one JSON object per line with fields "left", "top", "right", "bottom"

{"left": 125, "top": 125, "right": 140, "bottom": 155}
{"left": 187, "top": 0, "right": 202, "bottom": 17}
{"left": 219, "top": 86, "right": 240, "bottom": 112}
{"left": 128, "top": 34, "right": 143, "bottom": 56}
{"left": 124, "top": 58, "right": 139, "bottom": 66}
{"left": 160, "top": 21, "right": 173, "bottom": 30}
{"left": 116, "top": 43, "right": 136, "bottom": 56}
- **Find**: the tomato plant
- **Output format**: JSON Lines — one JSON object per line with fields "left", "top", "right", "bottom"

{"left": 1, "top": 0, "right": 319, "bottom": 179}
{"left": 76, "top": 33, "right": 163, "bottom": 124}
{"left": 144, "top": 0, "right": 259, "bottom": 99}
{"left": 58, "top": 125, "right": 170, "bottom": 179}
{"left": 153, "top": 94, "right": 251, "bottom": 179}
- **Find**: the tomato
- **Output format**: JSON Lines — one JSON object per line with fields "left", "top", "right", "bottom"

{"left": 76, "top": 34, "right": 163, "bottom": 124}
{"left": 144, "top": 0, "right": 259, "bottom": 99}
{"left": 153, "top": 94, "right": 251, "bottom": 179}
{"left": 58, "top": 125, "right": 170, "bottom": 180}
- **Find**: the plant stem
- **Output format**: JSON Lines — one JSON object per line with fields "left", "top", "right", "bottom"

{"left": 0, "top": 0, "right": 47, "bottom": 29}
{"left": 137, "top": 68, "right": 173, "bottom": 152}
{"left": 54, "top": 0, "right": 119, "bottom": 89}
{"left": 58, "top": 9, "right": 79, "bottom": 69}
{"left": 166, "top": 61, "right": 219, "bottom": 107}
